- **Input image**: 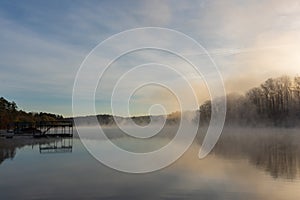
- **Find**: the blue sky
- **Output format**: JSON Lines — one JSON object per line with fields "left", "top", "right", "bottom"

{"left": 1, "top": 0, "right": 300, "bottom": 116}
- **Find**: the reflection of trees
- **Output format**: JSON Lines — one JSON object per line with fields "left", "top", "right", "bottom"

{"left": 208, "top": 128, "right": 300, "bottom": 180}
{"left": 0, "top": 139, "right": 60, "bottom": 164}
{"left": 252, "top": 138, "right": 298, "bottom": 179}
{"left": 0, "top": 143, "right": 17, "bottom": 164}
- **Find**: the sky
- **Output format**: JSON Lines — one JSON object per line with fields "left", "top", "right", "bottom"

{"left": 1, "top": 0, "right": 300, "bottom": 117}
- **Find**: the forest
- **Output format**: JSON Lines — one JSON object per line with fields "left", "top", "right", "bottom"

{"left": 200, "top": 75, "right": 300, "bottom": 127}
{"left": 2, "top": 75, "right": 300, "bottom": 129}
{"left": 0, "top": 97, "right": 63, "bottom": 129}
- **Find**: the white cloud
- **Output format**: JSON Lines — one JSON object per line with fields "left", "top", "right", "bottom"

{"left": 1, "top": 0, "right": 300, "bottom": 116}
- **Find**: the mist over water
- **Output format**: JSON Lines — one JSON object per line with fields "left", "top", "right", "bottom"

{"left": 71, "top": 123, "right": 300, "bottom": 180}
{"left": 1, "top": 125, "right": 300, "bottom": 200}
{"left": 2, "top": 0, "right": 300, "bottom": 199}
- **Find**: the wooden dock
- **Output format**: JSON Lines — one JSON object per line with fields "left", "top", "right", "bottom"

{"left": 10, "top": 120, "right": 73, "bottom": 138}
{"left": 35, "top": 121, "right": 73, "bottom": 138}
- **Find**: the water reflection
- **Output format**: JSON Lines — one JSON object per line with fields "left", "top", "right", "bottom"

{"left": 0, "top": 128, "right": 300, "bottom": 200}
{"left": 0, "top": 140, "right": 17, "bottom": 164}
{"left": 211, "top": 128, "right": 300, "bottom": 179}
{"left": 1, "top": 128, "right": 299, "bottom": 180}
{"left": 39, "top": 138, "right": 73, "bottom": 154}
{"left": 0, "top": 138, "right": 73, "bottom": 163}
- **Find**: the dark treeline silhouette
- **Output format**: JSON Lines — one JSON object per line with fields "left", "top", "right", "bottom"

{"left": 3, "top": 75, "right": 300, "bottom": 128}
{"left": 200, "top": 75, "right": 300, "bottom": 127}
{"left": 74, "top": 113, "right": 181, "bottom": 126}
{"left": 75, "top": 75, "right": 300, "bottom": 127}
{"left": 0, "top": 97, "right": 63, "bottom": 129}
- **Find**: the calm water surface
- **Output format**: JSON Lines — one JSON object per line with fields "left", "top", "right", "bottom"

{"left": 0, "top": 127, "right": 300, "bottom": 200}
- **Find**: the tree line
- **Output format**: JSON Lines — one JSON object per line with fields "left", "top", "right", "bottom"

{"left": 0, "top": 97, "right": 63, "bottom": 129}
{"left": 200, "top": 75, "right": 300, "bottom": 127}
{"left": 2, "top": 75, "right": 300, "bottom": 129}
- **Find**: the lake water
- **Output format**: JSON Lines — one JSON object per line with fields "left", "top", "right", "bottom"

{"left": 0, "top": 127, "right": 300, "bottom": 200}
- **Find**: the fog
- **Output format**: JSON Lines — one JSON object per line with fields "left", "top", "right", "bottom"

{"left": 68, "top": 122, "right": 300, "bottom": 180}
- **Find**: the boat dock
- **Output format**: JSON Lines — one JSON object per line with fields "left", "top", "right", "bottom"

{"left": 8, "top": 120, "right": 73, "bottom": 138}
{"left": 35, "top": 121, "right": 73, "bottom": 138}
